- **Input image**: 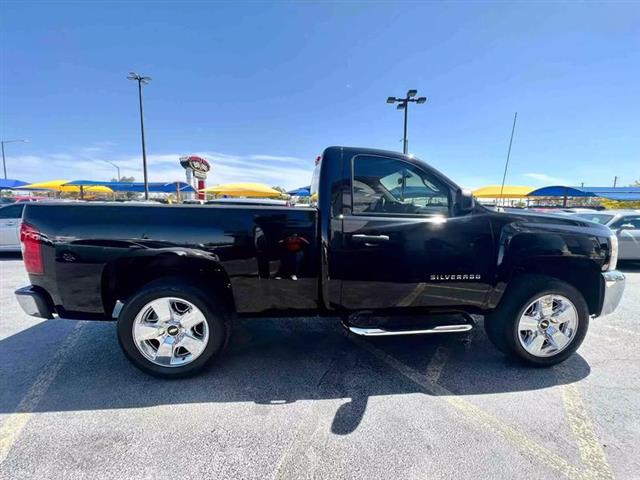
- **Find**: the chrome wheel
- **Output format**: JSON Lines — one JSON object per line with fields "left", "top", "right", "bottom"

{"left": 517, "top": 294, "right": 578, "bottom": 357}
{"left": 132, "top": 297, "right": 209, "bottom": 367}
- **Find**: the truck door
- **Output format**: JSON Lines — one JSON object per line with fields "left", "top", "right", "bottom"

{"left": 336, "top": 154, "right": 494, "bottom": 311}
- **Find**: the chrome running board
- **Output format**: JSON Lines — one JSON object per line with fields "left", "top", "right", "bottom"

{"left": 346, "top": 323, "right": 473, "bottom": 337}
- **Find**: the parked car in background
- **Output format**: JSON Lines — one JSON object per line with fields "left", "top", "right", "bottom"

{"left": 0, "top": 203, "right": 25, "bottom": 252}
{"left": 573, "top": 210, "right": 640, "bottom": 260}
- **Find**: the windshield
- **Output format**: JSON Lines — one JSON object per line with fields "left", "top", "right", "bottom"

{"left": 575, "top": 213, "right": 614, "bottom": 225}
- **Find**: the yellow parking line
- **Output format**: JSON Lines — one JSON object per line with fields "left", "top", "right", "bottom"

{"left": 425, "top": 346, "right": 449, "bottom": 383}
{"left": 348, "top": 335, "right": 586, "bottom": 479}
{"left": 560, "top": 383, "right": 615, "bottom": 480}
{"left": 0, "top": 321, "right": 85, "bottom": 465}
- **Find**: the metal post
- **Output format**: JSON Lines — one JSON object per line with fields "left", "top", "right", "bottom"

{"left": 1, "top": 142, "right": 6, "bottom": 180}
{"left": 103, "top": 160, "right": 120, "bottom": 181}
{"left": 137, "top": 80, "right": 149, "bottom": 200}
{"left": 498, "top": 112, "right": 518, "bottom": 207}
{"left": 403, "top": 101, "right": 409, "bottom": 154}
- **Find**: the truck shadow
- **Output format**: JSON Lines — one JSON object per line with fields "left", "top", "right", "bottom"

{"left": 0, "top": 317, "right": 590, "bottom": 435}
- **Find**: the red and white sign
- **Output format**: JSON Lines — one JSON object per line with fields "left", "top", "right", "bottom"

{"left": 180, "top": 156, "right": 210, "bottom": 179}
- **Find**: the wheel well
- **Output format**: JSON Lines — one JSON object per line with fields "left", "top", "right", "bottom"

{"left": 101, "top": 255, "right": 234, "bottom": 317}
{"left": 511, "top": 257, "right": 601, "bottom": 314}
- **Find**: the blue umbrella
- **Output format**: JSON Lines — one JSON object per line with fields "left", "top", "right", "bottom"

{"left": 64, "top": 180, "right": 196, "bottom": 193}
{"left": 0, "top": 179, "right": 28, "bottom": 189}
{"left": 287, "top": 186, "right": 311, "bottom": 196}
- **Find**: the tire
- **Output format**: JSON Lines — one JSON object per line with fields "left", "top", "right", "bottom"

{"left": 117, "top": 277, "right": 232, "bottom": 378}
{"left": 484, "top": 274, "right": 589, "bottom": 367}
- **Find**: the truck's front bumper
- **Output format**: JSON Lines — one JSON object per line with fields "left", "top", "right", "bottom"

{"left": 600, "top": 270, "right": 625, "bottom": 317}
{"left": 15, "top": 285, "right": 54, "bottom": 319}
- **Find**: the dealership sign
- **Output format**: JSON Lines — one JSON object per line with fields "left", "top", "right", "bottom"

{"left": 180, "top": 156, "right": 210, "bottom": 179}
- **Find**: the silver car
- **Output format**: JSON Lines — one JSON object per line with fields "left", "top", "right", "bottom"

{"left": 575, "top": 210, "right": 640, "bottom": 260}
{"left": 0, "top": 203, "right": 25, "bottom": 252}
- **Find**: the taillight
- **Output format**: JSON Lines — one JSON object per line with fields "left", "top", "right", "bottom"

{"left": 20, "top": 222, "right": 44, "bottom": 275}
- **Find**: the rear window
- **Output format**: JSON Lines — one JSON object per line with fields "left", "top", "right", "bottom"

{"left": 575, "top": 213, "right": 614, "bottom": 225}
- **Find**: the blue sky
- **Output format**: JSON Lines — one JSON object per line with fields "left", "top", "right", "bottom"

{"left": 1, "top": 1, "right": 639, "bottom": 190}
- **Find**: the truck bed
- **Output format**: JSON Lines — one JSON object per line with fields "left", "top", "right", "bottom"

{"left": 22, "top": 203, "right": 319, "bottom": 319}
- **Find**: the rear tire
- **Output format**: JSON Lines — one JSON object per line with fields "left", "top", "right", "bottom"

{"left": 484, "top": 275, "right": 589, "bottom": 367}
{"left": 117, "top": 277, "right": 232, "bottom": 378}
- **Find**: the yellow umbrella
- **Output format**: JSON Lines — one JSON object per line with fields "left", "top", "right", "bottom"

{"left": 20, "top": 180, "right": 112, "bottom": 193}
{"left": 200, "top": 182, "right": 282, "bottom": 198}
{"left": 472, "top": 185, "right": 533, "bottom": 199}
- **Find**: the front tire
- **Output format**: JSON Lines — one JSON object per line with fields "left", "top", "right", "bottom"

{"left": 485, "top": 275, "right": 589, "bottom": 367}
{"left": 117, "top": 278, "right": 231, "bottom": 378}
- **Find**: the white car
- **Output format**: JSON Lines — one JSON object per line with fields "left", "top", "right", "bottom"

{"left": 574, "top": 210, "right": 640, "bottom": 261}
{"left": 0, "top": 203, "right": 25, "bottom": 252}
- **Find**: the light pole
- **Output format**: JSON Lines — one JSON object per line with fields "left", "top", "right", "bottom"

{"left": 1, "top": 139, "right": 29, "bottom": 179}
{"left": 127, "top": 72, "right": 151, "bottom": 200}
{"left": 102, "top": 160, "right": 120, "bottom": 180}
{"left": 386, "top": 90, "right": 427, "bottom": 154}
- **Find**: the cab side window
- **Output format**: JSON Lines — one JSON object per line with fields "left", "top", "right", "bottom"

{"left": 352, "top": 156, "right": 449, "bottom": 216}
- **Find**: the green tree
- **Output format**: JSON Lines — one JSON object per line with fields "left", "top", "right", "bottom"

{"left": 271, "top": 185, "right": 289, "bottom": 200}
{"left": 109, "top": 176, "right": 139, "bottom": 200}
{"left": 110, "top": 176, "right": 135, "bottom": 183}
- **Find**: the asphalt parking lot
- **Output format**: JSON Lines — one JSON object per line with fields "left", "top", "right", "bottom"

{"left": 0, "top": 255, "right": 638, "bottom": 480}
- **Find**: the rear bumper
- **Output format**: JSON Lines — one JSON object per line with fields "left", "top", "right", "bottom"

{"left": 599, "top": 270, "right": 625, "bottom": 317}
{"left": 15, "top": 285, "right": 54, "bottom": 319}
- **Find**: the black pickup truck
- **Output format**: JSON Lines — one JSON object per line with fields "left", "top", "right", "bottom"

{"left": 16, "top": 146, "right": 625, "bottom": 377}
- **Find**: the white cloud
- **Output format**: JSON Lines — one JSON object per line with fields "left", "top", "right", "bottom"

{"left": 7, "top": 148, "right": 314, "bottom": 190}
{"left": 522, "top": 173, "right": 567, "bottom": 185}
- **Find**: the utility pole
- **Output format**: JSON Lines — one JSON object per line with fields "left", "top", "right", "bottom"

{"left": 386, "top": 90, "right": 427, "bottom": 154}
{"left": 127, "top": 72, "right": 151, "bottom": 200}
{"left": 1, "top": 139, "right": 30, "bottom": 179}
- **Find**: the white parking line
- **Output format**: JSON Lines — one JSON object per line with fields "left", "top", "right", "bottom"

{"left": 0, "top": 321, "right": 85, "bottom": 465}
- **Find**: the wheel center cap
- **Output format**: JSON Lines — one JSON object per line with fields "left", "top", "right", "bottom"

{"left": 167, "top": 325, "right": 180, "bottom": 336}
{"left": 539, "top": 319, "right": 550, "bottom": 330}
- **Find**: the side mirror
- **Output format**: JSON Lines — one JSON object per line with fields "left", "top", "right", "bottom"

{"left": 456, "top": 189, "right": 475, "bottom": 215}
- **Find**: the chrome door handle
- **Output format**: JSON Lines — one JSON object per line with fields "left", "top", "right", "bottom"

{"left": 351, "top": 234, "right": 390, "bottom": 243}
